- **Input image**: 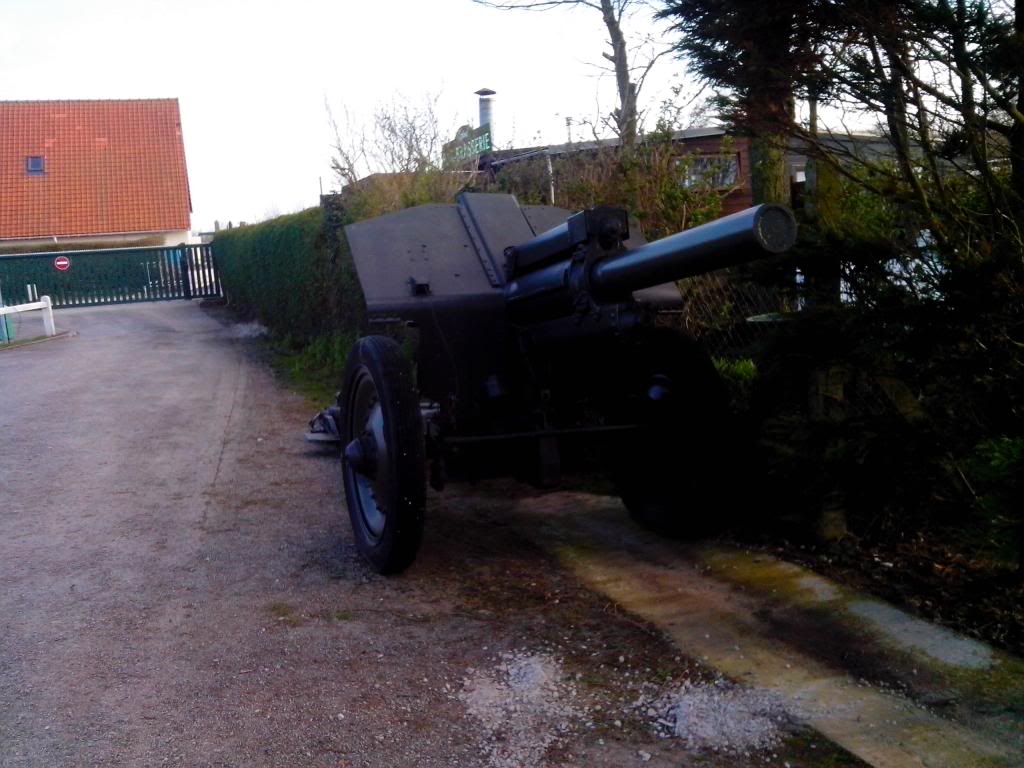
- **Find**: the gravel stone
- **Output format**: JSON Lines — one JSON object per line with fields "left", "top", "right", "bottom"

{"left": 643, "top": 679, "right": 786, "bottom": 754}
{"left": 461, "top": 652, "right": 581, "bottom": 768}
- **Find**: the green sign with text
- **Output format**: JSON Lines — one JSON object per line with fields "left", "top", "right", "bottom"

{"left": 443, "top": 124, "right": 492, "bottom": 169}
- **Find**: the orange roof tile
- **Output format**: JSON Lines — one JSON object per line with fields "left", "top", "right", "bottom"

{"left": 0, "top": 99, "right": 191, "bottom": 240}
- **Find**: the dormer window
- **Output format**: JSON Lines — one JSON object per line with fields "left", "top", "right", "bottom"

{"left": 26, "top": 155, "right": 45, "bottom": 175}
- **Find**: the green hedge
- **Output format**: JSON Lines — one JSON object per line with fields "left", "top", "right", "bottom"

{"left": 212, "top": 207, "right": 364, "bottom": 341}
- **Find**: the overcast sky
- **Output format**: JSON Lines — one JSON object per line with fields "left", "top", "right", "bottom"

{"left": 0, "top": 0, "right": 688, "bottom": 232}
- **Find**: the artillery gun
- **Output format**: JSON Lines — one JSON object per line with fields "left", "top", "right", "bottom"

{"left": 335, "top": 193, "right": 797, "bottom": 573}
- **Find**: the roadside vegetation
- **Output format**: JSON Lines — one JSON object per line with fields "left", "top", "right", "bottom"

{"left": 650, "top": 0, "right": 1024, "bottom": 651}
{"left": 212, "top": 206, "right": 364, "bottom": 405}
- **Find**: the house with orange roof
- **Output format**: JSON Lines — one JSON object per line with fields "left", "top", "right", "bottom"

{"left": 0, "top": 99, "right": 192, "bottom": 252}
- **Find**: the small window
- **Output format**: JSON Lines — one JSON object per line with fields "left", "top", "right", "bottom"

{"left": 26, "top": 156, "right": 45, "bottom": 175}
{"left": 679, "top": 153, "right": 740, "bottom": 190}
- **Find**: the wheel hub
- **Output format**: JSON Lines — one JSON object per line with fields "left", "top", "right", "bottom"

{"left": 344, "top": 370, "right": 391, "bottom": 541}
{"left": 647, "top": 374, "right": 674, "bottom": 403}
{"left": 344, "top": 434, "right": 378, "bottom": 478}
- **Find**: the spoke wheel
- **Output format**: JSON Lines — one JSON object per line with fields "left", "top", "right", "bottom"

{"left": 340, "top": 336, "right": 425, "bottom": 574}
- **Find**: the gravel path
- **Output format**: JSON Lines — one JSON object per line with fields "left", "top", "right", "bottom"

{"left": 0, "top": 303, "right": 483, "bottom": 767}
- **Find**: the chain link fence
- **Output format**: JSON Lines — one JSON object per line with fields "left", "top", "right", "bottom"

{"left": 674, "top": 269, "right": 792, "bottom": 359}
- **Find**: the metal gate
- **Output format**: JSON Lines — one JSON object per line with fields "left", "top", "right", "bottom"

{"left": 0, "top": 244, "right": 221, "bottom": 308}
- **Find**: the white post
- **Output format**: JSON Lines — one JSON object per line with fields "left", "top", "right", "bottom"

{"left": 547, "top": 154, "right": 556, "bottom": 205}
{"left": 41, "top": 296, "right": 56, "bottom": 337}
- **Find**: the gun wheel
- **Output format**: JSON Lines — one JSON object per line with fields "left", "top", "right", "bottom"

{"left": 340, "top": 335, "right": 425, "bottom": 574}
{"left": 611, "top": 330, "right": 729, "bottom": 535}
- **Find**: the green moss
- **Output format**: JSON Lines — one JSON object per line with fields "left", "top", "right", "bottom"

{"left": 779, "top": 730, "right": 872, "bottom": 767}
{"left": 944, "top": 655, "right": 1024, "bottom": 711}
{"left": 329, "top": 610, "right": 354, "bottom": 622}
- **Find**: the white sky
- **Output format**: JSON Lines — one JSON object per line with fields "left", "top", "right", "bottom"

{"left": 0, "top": 0, "right": 688, "bottom": 232}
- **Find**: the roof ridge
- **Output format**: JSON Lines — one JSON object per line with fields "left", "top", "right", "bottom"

{"left": 0, "top": 97, "right": 179, "bottom": 105}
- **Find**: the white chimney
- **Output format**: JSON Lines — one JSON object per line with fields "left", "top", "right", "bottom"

{"left": 475, "top": 88, "right": 495, "bottom": 144}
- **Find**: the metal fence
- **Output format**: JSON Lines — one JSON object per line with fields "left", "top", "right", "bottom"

{"left": 0, "top": 244, "right": 221, "bottom": 309}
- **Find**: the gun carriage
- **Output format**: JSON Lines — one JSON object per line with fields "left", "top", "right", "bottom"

{"left": 337, "top": 193, "right": 797, "bottom": 572}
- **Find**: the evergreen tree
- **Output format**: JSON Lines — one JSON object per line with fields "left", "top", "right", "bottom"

{"left": 657, "top": 0, "right": 835, "bottom": 203}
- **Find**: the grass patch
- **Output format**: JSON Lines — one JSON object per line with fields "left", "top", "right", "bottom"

{"left": 266, "top": 601, "right": 294, "bottom": 618}
{"left": 267, "top": 331, "right": 357, "bottom": 407}
{"left": 308, "top": 608, "right": 355, "bottom": 623}
{"left": 714, "top": 356, "right": 758, "bottom": 409}
{"left": 266, "top": 601, "right": 305, "bottom": 627}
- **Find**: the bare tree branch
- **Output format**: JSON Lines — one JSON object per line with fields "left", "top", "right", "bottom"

{"left": 472, "top": 0, "right": 669, "bottom": 143}
{"left": 472, "top": 0, "right": 603, "bottom": 11}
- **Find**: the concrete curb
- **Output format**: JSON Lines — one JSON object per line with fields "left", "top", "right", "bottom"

{"left": 0, "top": 328, "right": 76, "bottom": 351}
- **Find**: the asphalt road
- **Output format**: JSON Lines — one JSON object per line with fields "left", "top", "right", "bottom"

{"left": 0, "top": 302, "right": 1019, "bottom": 768}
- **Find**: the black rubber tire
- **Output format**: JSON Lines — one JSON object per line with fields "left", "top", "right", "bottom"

{"left": 340, "top": 335, "right": 425, "bottom": 574}
{"left": 610, "top": 330, "right": 729, "bottom": 535}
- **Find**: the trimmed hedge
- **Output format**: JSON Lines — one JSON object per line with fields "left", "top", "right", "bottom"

{"left": 212, "top": 207, "right": 364, "bottom": 341}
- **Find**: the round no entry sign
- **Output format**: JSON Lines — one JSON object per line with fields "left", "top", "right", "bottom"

{"left": 54, "top": 255, "right": 71, "bottom": 271}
